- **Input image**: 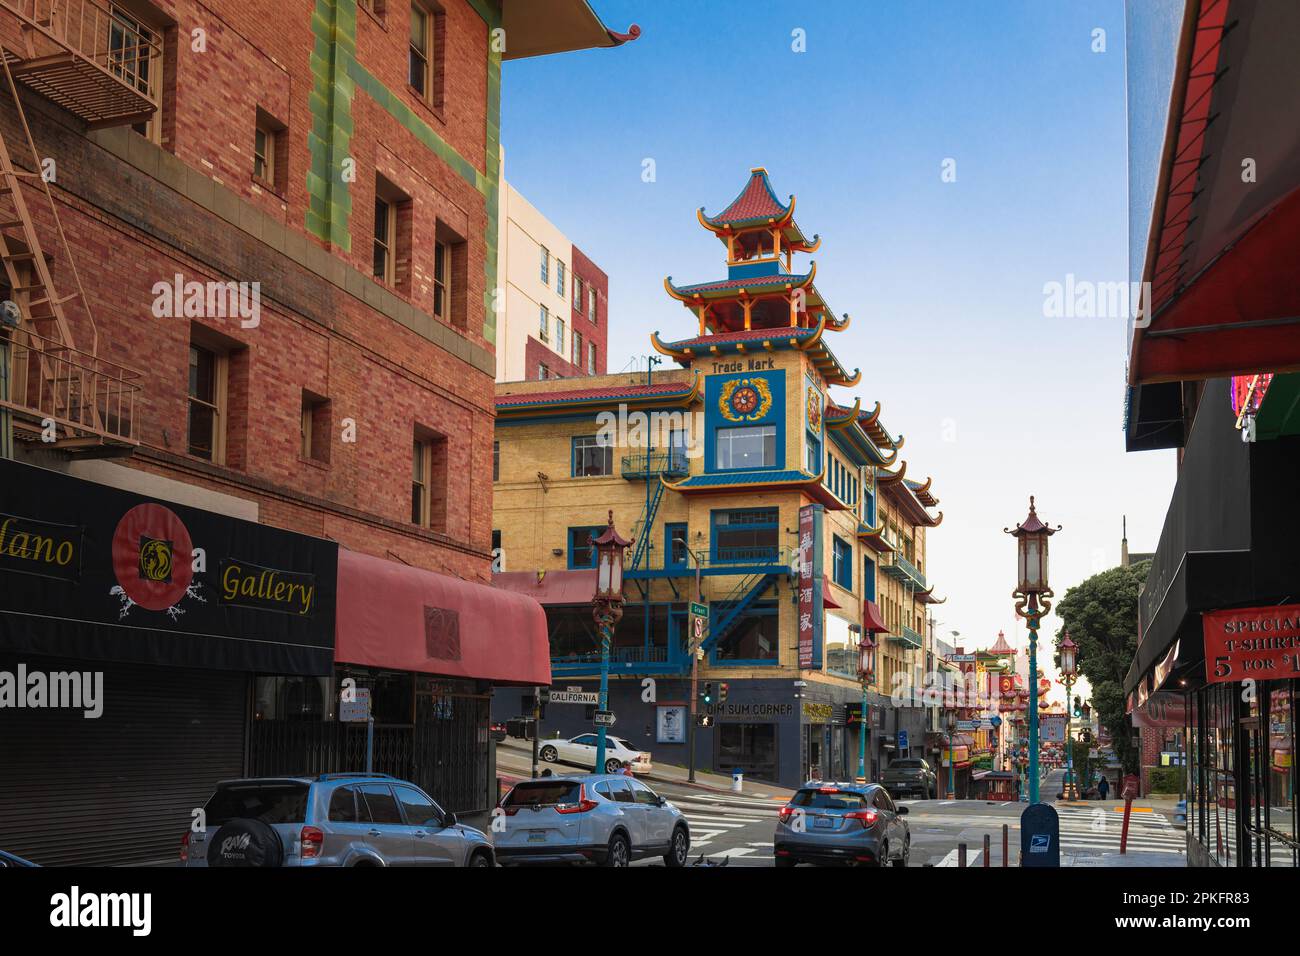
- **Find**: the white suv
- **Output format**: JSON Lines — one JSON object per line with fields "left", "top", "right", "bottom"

{"left": 538, "top": 734, "right": 652, "bottom": 775}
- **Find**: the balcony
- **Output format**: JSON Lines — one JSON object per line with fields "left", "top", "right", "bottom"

{"left": 881, "top": 552, "right": 927, "bottom": 590}
{"left": 889, "top": 625, "right": 923, "bottom": 650}
{"left": 550, "top": 644, "right": 673, "bottom": 678}
{"left": 621, "top": 449, "right": 689, "bottom": 480}
{"left": 1, "top": 326, "right": 141, "bottom": 452}
{"left": 1, "top": 0, "right": 161, "bottom": 129}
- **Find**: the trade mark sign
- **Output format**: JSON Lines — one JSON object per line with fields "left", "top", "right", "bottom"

{"left": 1202, "top": 604, "right": 1300, "bottom": 684}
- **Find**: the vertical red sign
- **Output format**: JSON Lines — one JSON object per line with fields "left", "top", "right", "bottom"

{"left": 798, "top": 505, "right": 814, "bottom": 668}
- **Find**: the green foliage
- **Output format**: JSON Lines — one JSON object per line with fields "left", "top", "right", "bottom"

{"left": 1147, "top": 766, "right": 1183, "bottom": 794}
{"left": 1054, "top": 561, "right": 1150, "bottom": 776}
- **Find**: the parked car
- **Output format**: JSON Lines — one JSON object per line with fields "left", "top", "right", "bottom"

{"left": 880, "top": 757, "right": 937, "bottom": 799}
{"left": 774, "top": 782, "right": 910, "bottom": 867}
{"left": 490, "top": 721, "right": 508, "bottom": 743}
{"left": 538, "top": 734, "right": 652, "bottom": 775}
{"left": 494, "top": 774, "right": 689, "bottom": 867}
{"left": 182, "top": 773, "right": 495, "bottom": 867}
{"left": 0, "top": 850, "right": 38, "bottom": 867}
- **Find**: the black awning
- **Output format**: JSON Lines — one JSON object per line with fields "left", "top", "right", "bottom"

{"left": 1125, "top": 549, "right": 1251, "bottom": 695}
{"left": 0, "top": 458, "right": 337, "bottom": 675}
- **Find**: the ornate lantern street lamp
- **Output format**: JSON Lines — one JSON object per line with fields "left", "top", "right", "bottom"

{"left": 856, "top": 626, "right": 876, "bottom": 782}
{"left": 591, "top": 511, "right": 630, "bottom": 774}
{"left": 1004, "top": 496, "right": 1061, "bottom": 805}
{"left": 1059, "top": 630, "right": 1079, "bottom": 799}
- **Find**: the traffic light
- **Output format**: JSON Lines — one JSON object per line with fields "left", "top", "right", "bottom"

{"left": 1073, "top": 695, "right": 1082, "bottom": 717}
{"left": 701, "top": 681, "right": 716, "bottom": 707}
{"left": 718, "top": 682, "right": 729, "bottom": 704}
{"left": 697, "top": 713, "right": 714, "bottom": 727}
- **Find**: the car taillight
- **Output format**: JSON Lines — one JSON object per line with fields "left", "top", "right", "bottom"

{"left": 778, "top": 806, "right": 796, "bottom": 824}
{"left": 845, "top": 810, "right": 879, "bottom": 829}
{"left": 179, "top": 831, "right": 190, "bottom": 863}
{"left": 555, "top": 785, "right": 599, "bottom": 814}
{"left": 300, "top": 825, "right": 324, "bottom": 859}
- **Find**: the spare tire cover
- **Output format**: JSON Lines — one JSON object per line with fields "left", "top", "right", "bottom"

{"left": 206, "top": 818, "right": 285, "bottom": 867}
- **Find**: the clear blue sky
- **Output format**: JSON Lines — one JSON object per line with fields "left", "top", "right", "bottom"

{"left": 501, "top": 0, "right": 1175, "bottom": 700}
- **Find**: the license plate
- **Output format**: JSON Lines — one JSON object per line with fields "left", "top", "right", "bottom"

{"left": 815, "top": 817, "right": 834, "bottom": 828}
{"left": 527, "top": 830, "right": 546, "bottom": 843}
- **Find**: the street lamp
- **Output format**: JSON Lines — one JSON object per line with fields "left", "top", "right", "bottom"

{"left": 1059, "top": 630, "right": 1078, "bottom": 799}
{"left": 1004, "top": 495, "right": 1061, "bottom": 805}
{"left": 947, "top": 712, "right": 957, "bottom": 799}
{"left": 857, "top": 625, "right": 876, "bottom": 782}
{"left": 591, "top": 511, "right": 629, "bottom": 774}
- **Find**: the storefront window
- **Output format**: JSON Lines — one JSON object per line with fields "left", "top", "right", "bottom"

{"left": 254, "top": 676, "right": 332, "bottom": 721}
{"left": 718, "top": 722, "right": 777, "bottom": 781}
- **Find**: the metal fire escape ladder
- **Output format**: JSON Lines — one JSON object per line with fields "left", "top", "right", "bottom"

{"left": 698, "top": 572, "right": 775, "bottom": 655}
{"left": 0, "top": 49, "right": 140, "bottom": 449}
{"left": 629, "top": 477, "right": 666, "bottom": 573}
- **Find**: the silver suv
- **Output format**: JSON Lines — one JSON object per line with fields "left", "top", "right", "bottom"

{"left": 494, "top": 774, "right": 690, "bottom": 867}
{"left": 182, "top": 774, "right": 494, "bottom": 867}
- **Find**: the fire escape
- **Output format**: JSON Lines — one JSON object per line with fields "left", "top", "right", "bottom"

{"left": 0, "top": 0, "right": 154, "bottom": 455}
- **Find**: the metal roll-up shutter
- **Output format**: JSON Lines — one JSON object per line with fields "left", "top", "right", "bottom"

{"left": 0, "top": 654, "right": 247, "bottom": 866}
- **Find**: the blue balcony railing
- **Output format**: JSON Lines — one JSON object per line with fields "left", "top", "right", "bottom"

{"left": 621, "top": 450, "right": 690, "bottom": 479}
{"left": 881, "top": 552, "right": 927, "bottom": 590}
{"left": 889, "top": 625, "right": 923, "bottom": 650}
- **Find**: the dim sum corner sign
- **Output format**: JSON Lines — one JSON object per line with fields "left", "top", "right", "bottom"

{"left": 1202, "top": 604, "right": 1300, "bottom": 683}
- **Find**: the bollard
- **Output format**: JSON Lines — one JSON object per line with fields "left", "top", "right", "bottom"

{"left": 1119, "top": 773, "right": 1139, "bottom": 855}
{"left": 958, "top": 842, "right": 967, "bottom": 868}
{"left": 731, "top": 768, "right": 744, "bottom": 794}
{"left": 1002, "top": 824, "right": 1009, "bottom": 867}
{"left": 984, "top": 833, "right": 990, "bottom": 867}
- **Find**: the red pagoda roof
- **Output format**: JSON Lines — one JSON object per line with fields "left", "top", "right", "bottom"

{"left": 496, "top": 378, "right": 701, "bottom": 417}
{"left": 988, "top": 630, "right": 1015, "bottom": 655}
{"left": 708, "top": 168, "right": 791, "bottom": 224}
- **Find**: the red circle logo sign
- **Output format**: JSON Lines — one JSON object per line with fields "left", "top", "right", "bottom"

{"left": 112, "top": 503, "right": 194, "bottom": 611}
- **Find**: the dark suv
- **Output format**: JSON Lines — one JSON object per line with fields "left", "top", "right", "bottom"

{"left": 182, "top": 773, "right": 494, "bottom": 867}
{"left": 880, "top": 758, "right": 938, "bottom": 799}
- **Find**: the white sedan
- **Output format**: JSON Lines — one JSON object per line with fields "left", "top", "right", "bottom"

{"left": 538, "top": 734, "right": 653, "bottom": 775}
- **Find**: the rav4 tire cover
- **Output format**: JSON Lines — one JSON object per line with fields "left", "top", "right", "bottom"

{"left": 206, "top": 818, "right": 285, "bottom": 867}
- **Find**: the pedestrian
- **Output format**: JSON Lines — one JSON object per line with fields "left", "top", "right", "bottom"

{"left": 621, "top": 761, "right": 634, "bottom": 776}
{"left": 1097, "top": 773, "right": 1110, "bottom": 800}
{"left": 540, "top": 768, "right": 552, "bottom": 778}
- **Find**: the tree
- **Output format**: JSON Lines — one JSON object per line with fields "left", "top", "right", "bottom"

{"left": 1052, "top": 560, "right": 1150, "bottom": 775}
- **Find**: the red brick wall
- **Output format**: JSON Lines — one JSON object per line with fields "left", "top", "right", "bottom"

{"left": 525, "top": 335, "right": 584, "bottom": 380}
{"left": 570, "top": 244, "right": 608, "bottom": 375}
{"left": 0, "top": 0, "right": 497, "bottom": 582}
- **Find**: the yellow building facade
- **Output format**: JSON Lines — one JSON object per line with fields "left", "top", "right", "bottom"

{"left": 492, "top": 170, "right": 945, "bottom": 788}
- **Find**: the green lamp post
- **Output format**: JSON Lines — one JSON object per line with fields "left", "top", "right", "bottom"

{"left": 591, "top": 511, "right": 629, "bottom": 775}
{"left": 1005, "top": 496, "right": 1061, "bottom": 805}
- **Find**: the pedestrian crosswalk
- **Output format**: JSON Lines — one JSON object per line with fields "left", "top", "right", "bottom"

{"left": 1054, "top": 805, "right": 1186, "bottom": 856}
{"left": 671, "top": 795, "right": 777, "bottom": 851}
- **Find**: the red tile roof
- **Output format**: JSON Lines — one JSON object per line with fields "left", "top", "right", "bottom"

{"left": 660, "top": 326, "right": 820, "bottom": 349}
{"left": 496, "top": 382, "right": 692, "bottom": 407}
{"left": 710, "top": 168, "right": 790, "bottom": 224}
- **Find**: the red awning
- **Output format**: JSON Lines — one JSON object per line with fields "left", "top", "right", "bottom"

{"left": 335, "top": 550, "right": 550, "bottom": 686}
{"left": 822, "top": 575, "right": 843, "bottom": 609}
{"left": 862, "top": 599, "right": 888, "bottom": 634}
{"left": 492, "top": 569, "right": 597, "bottom": 605}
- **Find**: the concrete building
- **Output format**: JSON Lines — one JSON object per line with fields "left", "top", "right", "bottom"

{"left": 495, "top": 163, "right": 608, "bottom": 382}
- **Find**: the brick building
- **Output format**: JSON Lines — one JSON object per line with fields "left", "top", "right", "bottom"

{"left": 0, "top": 0, "right": 636, "bottom": 865}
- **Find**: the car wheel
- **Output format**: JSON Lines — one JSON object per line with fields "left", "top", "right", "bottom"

{"left": 892, "top": 837, "right": 910, "bottom": 868}
{"left": 663, "top": 826, "right": 689, "bottom": 867}
{"left": 540, "top": 745, "right": 558, "bottom": 762}
{"left": 775, "top": 855, "right": 797, "bottom": 868}
{"left": 469, "top": 850, "right": 493, "bottom": 868}
{"left": 605, "top": 758, "right": 623, "bottom": 774}
{"left": 602, "top": 831, "right": 630, "bottom": 868}
{"left": 870, "top": 842, "right": 887, "bottom": 867}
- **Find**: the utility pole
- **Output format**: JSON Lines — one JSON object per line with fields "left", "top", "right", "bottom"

{"left": 683, "top": 542, "right": 703, "bottom": 783}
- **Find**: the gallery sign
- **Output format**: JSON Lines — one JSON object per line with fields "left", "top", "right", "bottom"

{"left": 0, "top": 458, "right": 337, "bottom": 675}
{"left": 1202, "top": 603, "right": 1300, "bottom": 684}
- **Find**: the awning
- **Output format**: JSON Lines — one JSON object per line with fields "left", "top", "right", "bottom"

{"left": 862, "top": 599, "right": 888, "bottom": 634}
{"left": 335, "top": 550, "right": 550, "bottom": 686}
{"left": 501, "top": 1, "right": 640, "bottom": 61}
{"left": 823, "top": 576, "right": 843, "bottom": 609}
{"left": 492, "top": 569, "right": 597, "bottom": 605}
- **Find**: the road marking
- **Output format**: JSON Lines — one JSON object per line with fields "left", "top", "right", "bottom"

{"left": 683, "top": 818, "right": 750, "bottom": 829}
{"left": 711, "top": 847, "right": 757, "bottom": 858}
{"left": 747, "top": 841, "right": 774, "bottom": 848}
